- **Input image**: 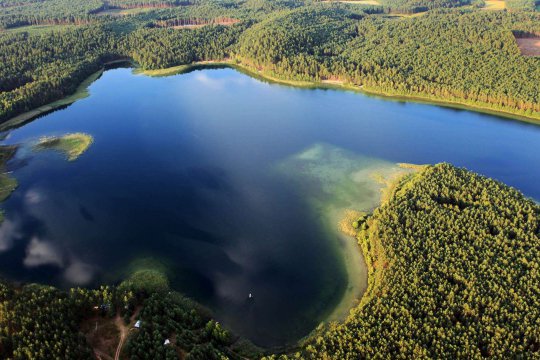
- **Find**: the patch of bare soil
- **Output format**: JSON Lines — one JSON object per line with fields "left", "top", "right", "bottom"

{"left": 515, "top": 37, "right": 540, "bottom": 56}
{"left": 81, "top": 316, "right": 119, "bottom": 360}
{"left": 156, "top": 17, "right": 240, "bottom": 29}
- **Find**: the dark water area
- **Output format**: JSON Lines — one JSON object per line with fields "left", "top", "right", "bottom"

{"left": 1, "top": 67, "right": 540, "bottom": 347}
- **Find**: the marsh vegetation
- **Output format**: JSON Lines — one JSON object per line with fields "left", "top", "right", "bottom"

{"left": 33, "top": 133, "right": 94, "bottom": 161}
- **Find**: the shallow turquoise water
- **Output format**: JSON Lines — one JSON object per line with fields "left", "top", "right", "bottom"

{"left": 1, "top": 67, "right": 540, "bottom": 347}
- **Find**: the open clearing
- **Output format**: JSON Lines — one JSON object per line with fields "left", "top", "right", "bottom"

{"left": 515, "top": 36, "right": 540, "bottom": 56}
{"left": 96, "top": 7, "right": 156, "bottom": 16}
{"left": 2, "top": 24, "right": 78, "bottom": 34}
{"left": 321, "top": 0, "right": 380, "bottom": 4}
{"left": 156, "top": 18, "right": 240, "bottom": 29}
{"left": 483, "top": 0, "right": 506, "bottom": 10}
{"left": 81, "top": 316, "right": 119, "bottom": 360}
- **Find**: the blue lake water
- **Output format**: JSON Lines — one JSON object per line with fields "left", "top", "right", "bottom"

{"left": 0, "top": 67, "right": 539, "bottom": 347}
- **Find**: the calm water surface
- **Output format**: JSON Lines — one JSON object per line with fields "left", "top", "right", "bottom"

{"left": 1, "top": 67, "right": 540, "bottom": 347}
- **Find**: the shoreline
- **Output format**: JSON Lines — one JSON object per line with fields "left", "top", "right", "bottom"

{"left": 226, "top": 61, "right": 540, "bottom": 125}
{"left": 322, "top": 164, "right": 419, "bottom": 324}
{"left": 137, "top": 59, "right": 540, "bottom": 125}
{"left": 0, "top": 69, "right": 104, "bottom": 132}
{"left": 0, "top": 59, "right": 132, "bottom": 132}
{"left": 322, "top": 208, "right": 368, "bottom": 323}
{"left": 3, "top": 59, "right": 539, "bottom": 131}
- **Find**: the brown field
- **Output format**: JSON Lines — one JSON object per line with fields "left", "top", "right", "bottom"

{"left": 156, "top": 17, "right": 240, "bottom": 29}
{"left": 515, "top": 37, "right": 540, "bottom": 56}
{"left": 170, "top": 21, "right": 239, "bottom": 29}
{"left": 171, "top": 24, "right": 205, "bottom": 29}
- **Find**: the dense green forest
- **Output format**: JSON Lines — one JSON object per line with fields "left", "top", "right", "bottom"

{"left": 0, "top": 0, "right": 104, "bottom": 29}
{"left": 0, "top": 270, "right": 259, "bottom": 359}
{"left": 236, "top": 8, "right": 540, "bottom": 118}
{"left": 0, "top": 26, "right": 119, "bottom": 121}
{"left": 0, "top": 0, "right": 539, "bottom": 123}
{"left": 125, "top": 23, "right": 250, "bottom": 69}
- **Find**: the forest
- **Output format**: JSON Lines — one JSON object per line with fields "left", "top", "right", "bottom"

{"left": 0, "top": 269, "right": 260, "bottom": 359}
{"left": 0, "top": 0, "right": 538, "bottom": 123}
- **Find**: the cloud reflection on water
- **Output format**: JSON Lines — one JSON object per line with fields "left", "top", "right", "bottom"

{"left": 23, "top": 237, "right": 64, "bottom": 268}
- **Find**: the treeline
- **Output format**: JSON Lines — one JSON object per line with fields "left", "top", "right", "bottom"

{"left": 0, "top": 0, "right": 40, "bottom": 7}
{"left": 154, "top": 17, "right": 240, "bottom": 28}
{"left": 0, "top": 26, "right": 120, "bottom": 122}
{"left": 0, "top": 0, "right": 44, "bottom": 7}
{"left": 506, "top": 0, "right": 538, "bottom": 10}
{"left": 380, "top": 0, "right": 471, "bottom": 13}
{"left": 106, "top": 0, "right": 193, "bottom": 9}
{"left": 0, "top": 0, "right": 104, "bottom": 29}
{"left": 0, "top": 282, "right": 113, "bottom": 359}
{"left": 266, "top": 163, "right": 540, "bottom": 359}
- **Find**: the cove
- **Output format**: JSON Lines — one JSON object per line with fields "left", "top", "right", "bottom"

{"left": 1, "top": 67, "right": 540, "bottom": 348}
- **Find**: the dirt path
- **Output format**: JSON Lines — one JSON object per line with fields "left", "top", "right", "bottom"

{"left": 113, "top": 315, "right": 128, "bottom": 360}
{"left": 95, "top": 349, "right": 114, "bottom": 360}
{"left": 113, "top": 307, "right": 141, "bottom": 360}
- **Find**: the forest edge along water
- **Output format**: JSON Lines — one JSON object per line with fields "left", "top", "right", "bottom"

{"left": 3, "top": 59, "right": 540, "bottom": 132}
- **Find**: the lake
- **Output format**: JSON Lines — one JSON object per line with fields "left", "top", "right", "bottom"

{"left": 1, "top": 67, "right": 540, "bottom": 347}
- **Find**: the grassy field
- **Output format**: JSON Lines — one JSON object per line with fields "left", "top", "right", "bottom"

{"left": 320, "top": 0, "right": 381, "bottom": 4}
{"left": 385, "top": 10, "right": 428, "bottom": 18}
{"left": 96, "top": 7, "right": 156, "bottom": 16}
{"left": 34, "top": 132, "right": 94, "bottom": 161}
{"left": 482, "top": 0, "right": 507, "bottom": 10}
{"left": 1, "top": 24, "right": 79, "bottom": 34}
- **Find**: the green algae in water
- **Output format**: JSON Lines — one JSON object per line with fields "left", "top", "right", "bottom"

{"left": 278, "top": 143, "right": 410, "bottom": 210}
{"left": 276, "top": 143, "right": 415, "bottom": 321}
